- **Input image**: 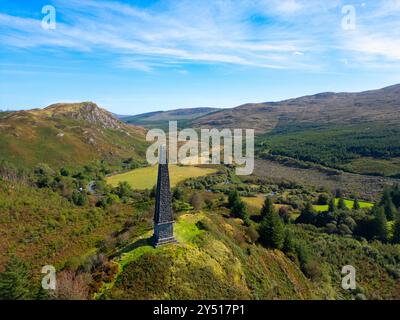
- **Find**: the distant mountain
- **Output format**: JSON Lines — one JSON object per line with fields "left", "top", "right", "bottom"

{"left": 121, "top": 107, "right": 219, "bottom": 129}
{"left": 0, "top": 102, "right": 147, "bottom": 169}
{"left": 192, "top": 84, "right": 400, "bottom": 133}
{"left": 189, "top": 84, "right": 400, "bottom": 177}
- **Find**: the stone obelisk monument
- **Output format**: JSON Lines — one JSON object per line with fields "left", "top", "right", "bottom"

{"left": 153, "top": 145, "right": 177, "bottom": 247}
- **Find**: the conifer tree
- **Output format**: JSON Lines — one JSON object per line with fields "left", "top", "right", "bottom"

{"left": 373, "top": 206, "right": 388, "bottom": 242}
{"left": 296, "top": 202, "right": 316, "bottom": 225}
{"left": 227, "top": 190, "right": 240, "bottom": 208}
{"left": 338, "top": 198, "right": 347, "bottom": 210}
{"left": 353, "top": 198, "right": 360, "bottom": 210}
{"left": 391, "top": 184, "right": 400, "bottom": 208}
{"left": 231, "top": 198, "right": 250, "bottom": 226}
{"left": 282, "top": 231, "right": 295, "bottom": 254}
{"left": 259, "top": 210, "right": 285, "bottom": 250}
{"left": 260, "top": 197, "right": 275, "bottom": 219}
{"left": 384, "top": 201, "right": 397, "bottom": 221}
{"left": 328, "top": 198, "right": 336, "bottom": 212}
{"left": 379, "top": 188, "right": 398, "bottom": 220}
{"left": 0, "top": 256, "right": 32, "bottom": 300}
{"left": 392, "top": 218, "right": 400, "bottom": 244}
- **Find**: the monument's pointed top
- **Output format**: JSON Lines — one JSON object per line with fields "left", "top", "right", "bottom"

{"left": 159, "top": 144, "right": 167, "bottom": 165}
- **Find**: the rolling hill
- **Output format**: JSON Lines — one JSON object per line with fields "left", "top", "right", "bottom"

{"left": 0, "top": 102, "right": 148, "bottom": 169}
{"left": 122, "top": 84, "right": 400, "bottom": 177}
{"left": 190, "top": 84, "right": 400, "bottom": 176}
{"left": 120, "top": 107, "right": 219, "bottom": 129}
{"left": 192, "top": 84, "right": 400, "bottom": 133}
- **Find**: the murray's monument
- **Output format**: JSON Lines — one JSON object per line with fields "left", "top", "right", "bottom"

{"left": 153, "top": 145, "right": 177, "bottom": 247}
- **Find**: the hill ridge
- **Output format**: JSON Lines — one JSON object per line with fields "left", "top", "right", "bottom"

{"left": 0, "top": 102, "right": 147, "bottom": 169}
{"left": 192, "top": 83, "right": 400, "bottom": 133}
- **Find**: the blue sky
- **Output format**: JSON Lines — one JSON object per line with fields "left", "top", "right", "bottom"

{"left": 1, "top": 0, "right": 400, "bottom": 115}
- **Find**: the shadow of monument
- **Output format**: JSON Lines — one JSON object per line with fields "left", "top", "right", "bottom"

{"left": 110, "top": 236, "right": 154, "bottom": 259}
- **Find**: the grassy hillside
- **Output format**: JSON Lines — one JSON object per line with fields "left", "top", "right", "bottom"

{"left": 1, "top": 161, "right": 399, "bottom": 300}
{"left": 0, "top": 102, "right": 148, "bottom": 169}
{"left": 104, "top": 212, "right": 316, "bottom": 300}
{"left": 0, "top": 179, "right": 150, "bottom": 273}
{"left": 100, "top": 206, "right": 400, "bottom": 300}
{"left": 290, "top": 225, "right": 400, "bottom": 300}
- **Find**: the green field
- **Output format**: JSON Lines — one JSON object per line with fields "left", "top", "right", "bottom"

{"left": 313, "top": 198, "right": 374, "bottom": 212}
{"left": 106, "top": 165, "right": 218, "bottom": 189}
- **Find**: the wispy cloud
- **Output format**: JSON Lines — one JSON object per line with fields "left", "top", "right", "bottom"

{"left": 337, "top": 1, "right": 400, "bottom": 67}
{"left": 0, "top": 0, "right": 399, "bottom": 72}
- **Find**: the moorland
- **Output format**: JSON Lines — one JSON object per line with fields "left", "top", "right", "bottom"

{"left": 1, "top": 84, "right": 400, "bottom": 300}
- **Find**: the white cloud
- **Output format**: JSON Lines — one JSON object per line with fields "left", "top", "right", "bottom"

{"left": 349, "top": 34, "right": 400, "bottom": 60}
{"left": 276, "top": 0, "right": 303, "bottom": 14}
{"left": 0, "top": 0, "right": 399, "bottom": 72}
{"left": 338, "top": 1, "right": 400, "bottom": 64}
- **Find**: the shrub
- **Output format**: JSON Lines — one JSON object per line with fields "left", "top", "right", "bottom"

{"left": 245, "top": 226, "right": 259, "bottom": 243}
{"left": 114, "top": 181, "right": 133, "bottom": 198}
{"left": 293, "top": 242, "right": 321, "bottom": 280}
{"left": 278, "top": 206, "right": 291, "bottom": 224}
{"left": 51, "top": 270, "right": 90, "bottom": 300}
{"left": 60, "top": 167, "right": 70, "bottom": 177}
{"left": 317, "top": 194, "right": 330, "bottom": 205}
{"left": 71, "top": 190, "right": 87, "bottom": 206}
{"left": 338, "top": 223, "right": 352, "bottom": 236}
{"left": 189, "top": 192, "right": 204, "bottom": 211}
{"left": 173, "top": 187, "right": 184, "bottom": 201}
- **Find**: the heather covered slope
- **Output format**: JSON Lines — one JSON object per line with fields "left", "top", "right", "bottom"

{"left": 0, "top": 179, "right": 150, "bottom": 273}
{"left": 103, "top": 209, "right": 400, "bottom": 300}
{"left": 105, "top": 213, "right": 317, "bottom": 300}
{"left": 0, "top": 102, "right": 148, "bottom": 169}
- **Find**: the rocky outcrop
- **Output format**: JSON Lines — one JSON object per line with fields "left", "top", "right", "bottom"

{"left": 46, "top": 102, "right": 124, "bottom": 130}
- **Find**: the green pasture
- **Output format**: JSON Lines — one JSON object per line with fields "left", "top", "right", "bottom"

{"left": 106, "top": 165, "right": 217, "bottom": 190}
{"left": 313, "top": 198, "right": 374, "bottom": 212}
